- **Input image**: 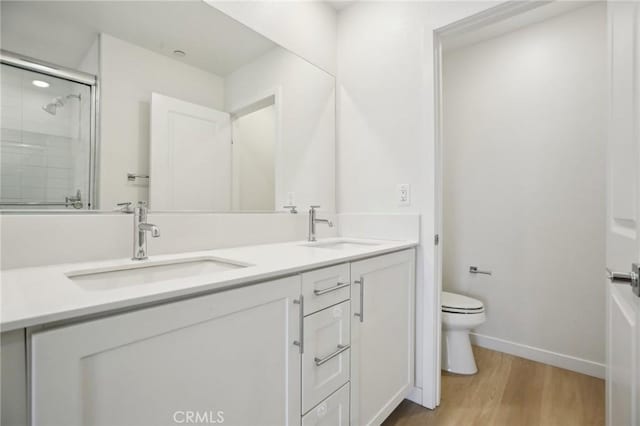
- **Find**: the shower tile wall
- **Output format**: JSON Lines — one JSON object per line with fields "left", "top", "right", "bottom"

{"left": 1, "top": 129, "right": 76, "bottom": 203}
{"left": 0, "top": 64, "right": 90, "bottom": 208}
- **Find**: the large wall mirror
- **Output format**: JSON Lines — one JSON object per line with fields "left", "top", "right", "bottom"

{"left": 0, "top": 1, "right": 335, "bottom": 213}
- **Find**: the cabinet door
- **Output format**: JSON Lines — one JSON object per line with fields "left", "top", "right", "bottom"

{"left": 31, "top": 276, "right": 302, "bottom": 426}
{"left": 302, "top": 301, "right": 350, "bottom": 413}
{"left": 351, "top": 249, "right": 415, "bottom": 426}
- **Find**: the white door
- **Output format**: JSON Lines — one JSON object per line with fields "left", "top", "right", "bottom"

{"left": 606, "top": 2, "right": 640, "bottom": 425}
{"left": 350, "top": 250, "right": 415, "bottom": 426}
{"left": 31, "top": 276, "right": 302, "bottom": 426}
{"left": 150, "top": 93, "right": 231, "bottom": 211}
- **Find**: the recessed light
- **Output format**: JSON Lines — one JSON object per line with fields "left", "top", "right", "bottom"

{"left": 32, "top": 80, "right": 50, "bottom": 88}
{"left": 173, "top": 49, "right": 186, "bottom": 57}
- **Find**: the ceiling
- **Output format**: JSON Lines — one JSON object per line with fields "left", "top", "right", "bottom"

{"left": 1, "top": 1, "right": 278, "bottom": 76}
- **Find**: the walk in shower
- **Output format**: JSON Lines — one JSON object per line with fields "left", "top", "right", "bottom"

{"left": 0, "top": 53, "right": 96, "bottom": 209}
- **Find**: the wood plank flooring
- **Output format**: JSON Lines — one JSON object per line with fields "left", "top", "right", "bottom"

{"left": 382, "top": 346, "right": 604, "bottom": 426}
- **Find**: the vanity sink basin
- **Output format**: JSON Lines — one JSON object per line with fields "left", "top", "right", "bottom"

{"left": 303, "top": 240, "right": 382, "bottom": 250}
{"left": 67, "top": 257, "right": 249, "bottom": 291}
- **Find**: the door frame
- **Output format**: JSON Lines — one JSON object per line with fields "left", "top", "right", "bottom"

{"left": 228, "top": 86, "right": 283, "bottom": 212}
{"left": 431, "top": 0, "right": 582, "bottom": 405}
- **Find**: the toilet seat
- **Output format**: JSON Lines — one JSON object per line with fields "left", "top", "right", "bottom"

{"left": 441, "top": 291, "right": 484, "bottom": 314}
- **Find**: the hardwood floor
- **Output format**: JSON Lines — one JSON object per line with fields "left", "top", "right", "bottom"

{"left": 382, "top": 346, "right": 605, "bottom": 426}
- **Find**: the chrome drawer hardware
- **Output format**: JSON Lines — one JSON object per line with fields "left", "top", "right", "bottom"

{"left": 313, "top": 282, "right": 350, "bottom": 296}
{"left": 354, "top": 278, "right": 364, "bottom": 322}
{"left": 293, "top": 296, "right": 304, "bottom": 353}
{"left": 314, "top": 344, "right": 350, "bottom": 366}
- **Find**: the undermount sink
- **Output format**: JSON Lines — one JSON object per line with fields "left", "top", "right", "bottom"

{"left": 67, "top": 257, "right": 249, "bottom": 291}
{"left": 302, "top": 240, "right": 382, "bottom": 250}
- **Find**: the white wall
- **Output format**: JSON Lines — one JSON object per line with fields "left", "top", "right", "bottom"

{"left": 207, "top": 0, "right": 337, "bottom": 75}
{"left": 336, "top": 1, "right": 499, "bottom": 408}
{"left": 99, "top": 33, "right": 225, "bottom": 210}
{"left": 77, "top": 37, "right": 99, "bottom": 76}
{"left": 225, "top": 47, "right": 335, "bottom": 212}
{"left": 443, "top": 4, "right": 606, "bottom": 375}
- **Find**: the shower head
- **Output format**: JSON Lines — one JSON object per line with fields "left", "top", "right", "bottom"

{"left": 42, "top": 94, "right": 81, "bottom": 116}
{"left": 42, "top": 101, "right": 59, "bottom": 115}
{"left": 42, "top": 97, "right": 64, "bottom": 115}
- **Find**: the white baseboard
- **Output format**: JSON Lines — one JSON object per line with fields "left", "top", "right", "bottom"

{"left": 406, "top": 386, "right": 423, "bottom": 405}
{"left": 470, "top": 332, "right": 605, "bottom": 379}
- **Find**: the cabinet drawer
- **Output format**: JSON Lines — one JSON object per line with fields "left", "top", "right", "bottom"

{"left": 302, "top": 383, "right": 350, "bottom": 426}
{"left": 302, "top": 264, "right": 350, "bottom": 315}
{"left": 302, "top": 300, "right": 350, "bottom": 413}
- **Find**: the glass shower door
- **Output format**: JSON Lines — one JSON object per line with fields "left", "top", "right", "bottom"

{"left": 0, "top": 63, "right": 93, "bottom": 209}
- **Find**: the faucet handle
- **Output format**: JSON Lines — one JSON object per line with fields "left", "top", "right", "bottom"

{"left": 137, "top": 201, "right": 147, "bottom": 207}
{"left": 309, "top": 205, "right": 321, "bottom": 210}
{"left": 283, "top": 205, "right": 298, "bottom": 214}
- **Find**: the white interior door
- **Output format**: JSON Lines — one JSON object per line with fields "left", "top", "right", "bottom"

{"left": 150, "top": 93, "right": 231, "bottom": 211}
{"left": 606, "top": 2, "right": 640, "bottom": 425}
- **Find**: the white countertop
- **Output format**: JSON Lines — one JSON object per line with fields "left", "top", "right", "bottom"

{"left": 1, "top": 238, "right": 417, "bottom": 332}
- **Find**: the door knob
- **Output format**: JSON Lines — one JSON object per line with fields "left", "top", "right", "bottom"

{"left": 607, "top": 263, "right": 640, "bottom": 297}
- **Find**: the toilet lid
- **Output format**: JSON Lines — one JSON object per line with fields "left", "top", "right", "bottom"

{"left": 441, "top": 291, "right": 484, "bottom": 314}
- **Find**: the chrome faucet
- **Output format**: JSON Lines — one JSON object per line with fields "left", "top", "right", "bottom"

{"left": 132, "top": 202, "right": 160, "bottom": 260}
{"left": 308, "top": 205, "right": 333, "bottom": 242}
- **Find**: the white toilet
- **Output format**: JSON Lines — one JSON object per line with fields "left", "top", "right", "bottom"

{"left": 441, "top": 291, "right": 486, "bottom": 375}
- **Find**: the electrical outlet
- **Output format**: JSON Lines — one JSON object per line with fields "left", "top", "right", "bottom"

{"left": 398, "top": 184, "right": 410, "bottom": 206}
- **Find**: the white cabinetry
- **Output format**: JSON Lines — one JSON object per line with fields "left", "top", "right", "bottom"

{"left": 301, "top": 264, "right": 350, "bottom": 315}
{"left": 351, "top": 249, "right": 415, "bottom": 426}
{"left": 302, "top": 300, "right": 350, "bottom": 412}
{"left": 27, "top": 248, "right": 416, "bottom": 426}
{"left": 302, "top": 383, "right": 350, "bottom": 426}
{"left": 31, "top": 276, "right": 301, "bottom": 426}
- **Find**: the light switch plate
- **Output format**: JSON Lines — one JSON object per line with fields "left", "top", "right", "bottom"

{"left": 398, "top": 184, "right": 410, "bottom": 206}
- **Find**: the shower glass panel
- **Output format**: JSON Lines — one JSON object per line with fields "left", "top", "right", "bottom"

{"left": 0, "top": 63, "right": 92, "bottom": 209}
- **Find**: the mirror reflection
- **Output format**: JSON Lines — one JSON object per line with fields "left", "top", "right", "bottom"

{"left": 0, "top": 1, "right": 335, "bottom": 212}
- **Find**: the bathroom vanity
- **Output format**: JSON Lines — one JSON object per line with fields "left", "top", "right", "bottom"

{"left": 1, "top": 239, "right": 416, "bottom": 426}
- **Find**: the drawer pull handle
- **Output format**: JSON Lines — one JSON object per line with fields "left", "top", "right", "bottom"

{"left": 354, "top": 278, "right": 364, "bottom": 322}
{"left": 314, "top": 344, "right": 350, "bottom": 366}
{"left": 313, "top": 282, "right": 350, "bottom": 296}
{"left": 293, "top": 296, "right": 304, "bottom": 354}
